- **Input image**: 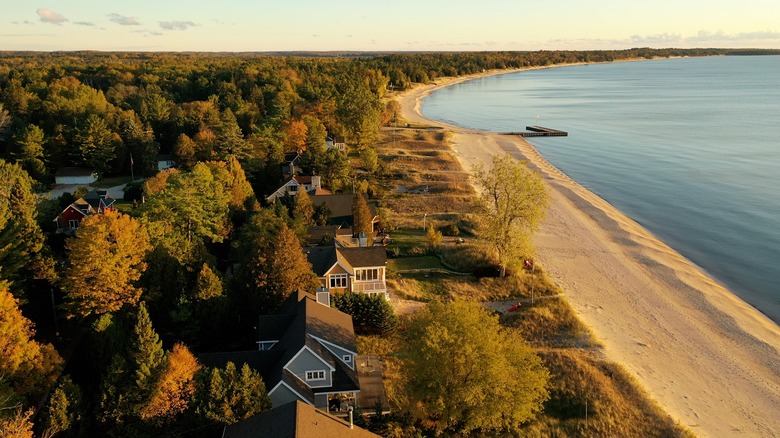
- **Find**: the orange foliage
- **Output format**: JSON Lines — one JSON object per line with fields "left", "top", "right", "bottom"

{"left": 283, "top": 118, "right": 308, "bottom": 152}
{"left": 140, "top": 343, "right": 201, "bottom": 421}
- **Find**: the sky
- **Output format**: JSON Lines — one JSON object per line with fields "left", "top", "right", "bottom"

{"left": 2, "top": 0, "right": 780, "bottom": 52}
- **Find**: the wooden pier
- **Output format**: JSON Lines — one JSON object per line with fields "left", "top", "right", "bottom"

{"left": 501, "top": 126, "right": 568, "bottom": 137}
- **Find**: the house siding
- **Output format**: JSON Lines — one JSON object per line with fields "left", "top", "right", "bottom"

{"left": 287, "top": 349, "right": 333, "bottom": 388}
{"left": 270, "top": 384, "right": 304, "bottom": 408}
{"left": 314, "top": 393, "right": 330, "bottom": 411}
{"left": 315, "top": 339, "right": 355, "bottom": 369}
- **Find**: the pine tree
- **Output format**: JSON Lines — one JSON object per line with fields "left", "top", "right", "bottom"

{"left": 352, "top": 194, "right": 375, "bottom": 243}
{"left": 41, "top": 375, "right": 84, "bottom": 436}
{"left": 195, "top": 362, "right": 270, "bottom": 426}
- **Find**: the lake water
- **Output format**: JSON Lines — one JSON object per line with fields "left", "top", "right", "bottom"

{"left": 421, "top": 56, "right": 780, "bottom": 323}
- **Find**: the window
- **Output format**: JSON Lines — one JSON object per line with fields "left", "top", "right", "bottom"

{"left": 356, "top": 268, "right": 379, "bottom": 281}
{"left": 343, "top": 355, "right": 352, "bottom": 364}
{"left": 329, "top": 274, "right": 348, "bottom": 288}
{"left": 305, "top": 370, "right": 326, "bottom": 381}
{"left": 68, "top": 219, "right": 79, "bottom": 229}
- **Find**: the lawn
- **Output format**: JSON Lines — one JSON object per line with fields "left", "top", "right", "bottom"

{"left": 387, "top": 256, "right": 444, "bottom": 272}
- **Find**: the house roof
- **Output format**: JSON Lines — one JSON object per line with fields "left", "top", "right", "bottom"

{"left": 337, "top": 247, "right": 387, "bottom": 269}
{"left": 305, "top": 246, "right": 339, "bottom": 276}
{"left": 81, "top": 190, "right": 115, "bottom": 210}
{"left": 310, "top": 194, "right": 378, "bottom": 227}
{"left": 223, "top": 400, "right": 380, "bottom": 438}
{"left": 54, "top": 167, "right": 95, "bottom": 177}
{"left": 306, "top": 225, "right": 350, "bottom": 246}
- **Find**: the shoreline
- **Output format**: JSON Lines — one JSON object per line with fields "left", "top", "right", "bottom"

{"left": 394, "top": 65, "right": 780, "bottom": 437}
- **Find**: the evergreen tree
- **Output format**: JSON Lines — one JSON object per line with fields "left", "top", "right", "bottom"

{"left": 352, "top": 194, "right": 374, "bottom": 243}
{"left": 41, "top": 375, "right": 84, "bottom": 437}
{"left": 195, "top": 362, "right": 270, "bottom": 426}
{"left": 0, "top": 160, "right": 54, "bottom": 294}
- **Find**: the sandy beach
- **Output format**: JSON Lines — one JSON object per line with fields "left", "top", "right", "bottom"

{"left": 395, "top": 69, "right": 780, "bottom": 437}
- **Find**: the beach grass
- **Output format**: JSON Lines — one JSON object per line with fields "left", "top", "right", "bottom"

{"left": 368, "top": 125, "right": 692, "bottom": 436}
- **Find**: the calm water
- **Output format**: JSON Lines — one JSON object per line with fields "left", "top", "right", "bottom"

{"left": 422, "top": 56, "right": 780, "bottom": 323}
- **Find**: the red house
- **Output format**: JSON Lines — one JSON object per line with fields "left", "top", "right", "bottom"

{"left": 54, "top": 190, "right": 115, "bottom": 232}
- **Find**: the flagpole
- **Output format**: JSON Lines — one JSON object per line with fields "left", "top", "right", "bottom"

{"left": 130, "top": 153, "right": 135, "bottom": 181}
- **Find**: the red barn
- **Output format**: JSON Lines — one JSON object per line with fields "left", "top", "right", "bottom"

{"left": 54, "top": 190, "right": 115, "bottom": 232}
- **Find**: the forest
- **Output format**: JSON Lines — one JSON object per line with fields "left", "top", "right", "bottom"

{"left": 0, "top": 47, "right": 757, "bottom": 436}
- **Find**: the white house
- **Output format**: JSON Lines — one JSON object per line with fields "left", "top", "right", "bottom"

{"left": 54, "top": 167, "right": 98, "bottom": 185}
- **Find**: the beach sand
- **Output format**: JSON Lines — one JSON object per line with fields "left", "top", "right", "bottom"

{"left": 395, "top": 70, "right": 780, "bottom": 437}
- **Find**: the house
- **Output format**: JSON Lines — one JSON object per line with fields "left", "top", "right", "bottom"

{"left": 54, "top": 167, "right": 98, "bottom": 185}
{"left": 325, "top": 136, "right": 347, "bottom": 153}
{"left": 306, "top": 246, "right": 388, "bottom": 299}
{"left": 310, "top": 194, "right": 379, "bottom": 230}
{"left": 306, "top": 225, "right": 353, "bottom": 247}
{"left": 53, "top": 190, "right": 115, "bottom": 232}
{"left": 224, "top": 401, "right": 378, "bottom": 437}
{"left": 200, "top": 292, "right": 386, "bottom": 415}
{"left": 223, "top": 400, "right": 380, "bottom": 438}
{"left": 157, "top": 154, "right": 175, "bottom": 171}
{"left": 266, "top": 175, "right": 323, "bottom": 203}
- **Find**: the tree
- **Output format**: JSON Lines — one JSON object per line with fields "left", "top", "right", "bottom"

{"left": 292, "top": 185, "right": 314, "bottom": 237}
{"left": 62, "top": 210, "right": 152, "bottom": 319}
{"left": 173, "top": 133, "right": 197, "bottom": 171}
{"left": 141, "top": 163, "right": 230, "bottom": 263}
{"left": 73, "top": 114, "right": 121, "bottom": 176}
{"left": 0, "top": 282, "right": 63, "bottom": 401}
{"left": 41, "top": 376, "right": 84, "bottom": 437}
{"left": 10, "top": 124, "right": 47, "bottom": 182}
{"left": 472, "top": 155, "right": 548, "bottom": 277}
{"left": 206, "top": 156, "right": 255, "bottom": 212}
{"left": 0, "top": 160, "right": 54, "bottom": 293}
{"left": 331, "top": 292, "right": 398, "bottom": 336}
{"left": 140, "top": 343, "right": 201, "bottom": 423}
{"left": 352, "top": 194, "right": 374, "bottom": 243}
{"left": 401, "top": 300, "right": 549, "bottom": 436}
{"left": 426, "top": 223, "right": 443, "bottom": 249}
{"left": 98, "top": 303, "right": 167, "bottom": 431}
{"left": 238, "top": 221, "right": 319, "bottom": 315}
{"left": 195, "top": 362, "right": 270, "bottom": 426}
{"left": 0, "top": 408, "right": 34, "bottom": 438}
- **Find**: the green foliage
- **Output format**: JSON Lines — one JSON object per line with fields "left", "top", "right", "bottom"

{"left": 425, "top": 223, "right": 443, "bottom": 249}
{"left": 41, "top": 375, "right": 84, "bottom": 437}
{"left": 331, "top": 292, "right": 398, "bottom": 336}
{"left": 74, "top": 114, "right": 121, "bottom": 175}
{"left": 0, "top": 160, "right": 54, "bottom": 293}
{"left": 195, "top": 362, "right": 270, "bottom": 426}
{"left": 401, "top": 300, "right": 549, "bottom": 436}
{"left": 473, "top": 154, "right": 548, "bottom": 277}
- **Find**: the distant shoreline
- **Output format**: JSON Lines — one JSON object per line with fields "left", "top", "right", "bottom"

{"left": 394, "top": 61, "right": 780, "bottom": 437}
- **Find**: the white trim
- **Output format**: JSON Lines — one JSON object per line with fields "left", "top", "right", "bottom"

{"left": 269, "top": 380, "right": 312, "bottom": 405}
{"left": 284, "top": 345, "right": 336, "bottom": 372}
{"left": 309, "top": 335, "right": 358, "bottom": 357}
{"left": 328, "top": 273, "right": 348, "bottom": 288}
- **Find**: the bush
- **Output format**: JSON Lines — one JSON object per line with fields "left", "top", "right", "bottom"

{"left": 440, "top": 223, "right": 460, "bottom": 236}
{"left": 331, "top": 292, "right": 398, "bottom": 335}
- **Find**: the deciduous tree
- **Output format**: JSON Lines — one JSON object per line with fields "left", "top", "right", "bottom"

{"left": 140, "top": 343, "right": 200, "bottom": 423}
{"left": 473, "top": 155, "right": 548, "bottom": 277}
{"left": 401, "top": 300, "right": 549, "bottom": 436}
{"left": 62, "top": 210, "right": 152, "bottom": 319}
{"left": 352, "top": 194, "right": 374, "bottom": 243}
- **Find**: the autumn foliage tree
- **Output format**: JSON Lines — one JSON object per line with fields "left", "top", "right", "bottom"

{"left": 62, "top": 209, "right": 152, "bottom": 319}
{"left": 352, "top": 193, "right": 375, "bottom": 243}
{"left": 238, "top": 221, "right": 319, "bottom": 314}
{"left": 0, "top": 282, "right": 63, "bottom": 403}
{"left": 140, "top": 343, "right": 201, "bottom": 424}
{"left": 401, "top": 300, "right": 549, "bottom": 436}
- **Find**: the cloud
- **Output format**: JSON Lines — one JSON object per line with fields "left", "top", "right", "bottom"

{"left": 159, "top": 21, "right": 196, "bottom": 31}
{"left": 74, "top": 21, "right": 96, "bottom": 27}
{"left": 36, "top": 8, "right": 68, "bottom": 25}
{"left": 108, "top": 13, "right": 140, "bottom": 26}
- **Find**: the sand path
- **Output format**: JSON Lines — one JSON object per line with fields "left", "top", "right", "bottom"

{"left": 395, "top": 70, "right": 780, "bottom": 437}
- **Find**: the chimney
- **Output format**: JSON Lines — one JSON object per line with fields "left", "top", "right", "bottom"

{"left": 348, "top": 406, "right": 354, "bottom": 429}
{"left": 358, "top": 231, "right": 367, "bottom": 248}
{"left": 316, "top": 289, "right": 331, "bottom": 307}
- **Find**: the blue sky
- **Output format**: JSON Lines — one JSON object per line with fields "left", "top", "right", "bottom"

{"left": 2, "top": 1, "right": 779, "bottom": 51}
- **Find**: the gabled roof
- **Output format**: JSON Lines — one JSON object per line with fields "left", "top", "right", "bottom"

{"left": 337, "top": 247, "right": 387, "bottom": 269}
{"left": 262, "top": 293, "right": 359, "bottom": 396}
{"left": 223, "top": 400, "right": 380, "bottom": 438}
{"left": 82, "top": 190, "right": 115, "bottom": 210}
{"left": 310, "top": 194, "right": 378, "bottom": 227}
{"left": 306, "top": 225, "right": 351, "bottom": 246}
{"left": 305, "top": 246, "right": 339, "bottom": 276}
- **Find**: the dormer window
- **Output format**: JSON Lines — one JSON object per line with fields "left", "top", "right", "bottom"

{"left": 305, "top": 370, "right": 326, "bottom": 381}
{"left": 343, "top": 355, "right": 352, "bottom": 364}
